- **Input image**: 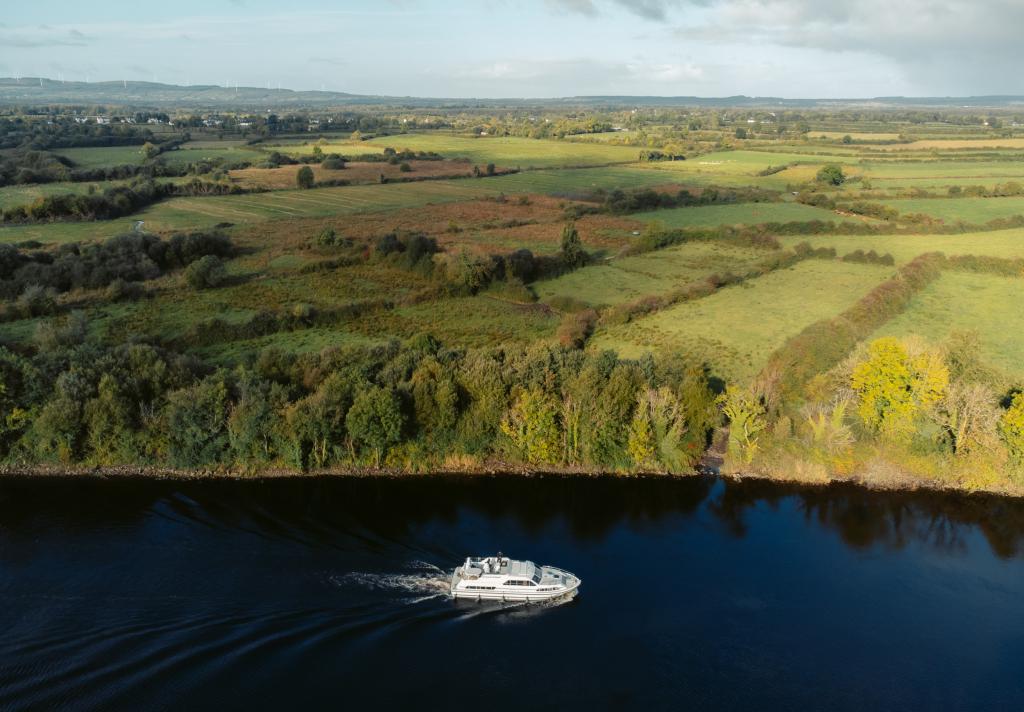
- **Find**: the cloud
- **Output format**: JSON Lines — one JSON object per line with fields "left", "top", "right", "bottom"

{"left": 546, "top": 0, "right": 686, "bottom": 21}
{"left": 454, "top": 57, "right": 707, "bottom": 93}
{"left": 663, "top": 0, "right": 1024, "bottom": 93}
{"left": 0, "top": 28, "right": 89, "bottom": 48}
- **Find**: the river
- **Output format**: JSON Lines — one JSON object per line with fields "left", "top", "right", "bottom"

{"left": 1, "top": 475, "right": 1022, "bottom": 710}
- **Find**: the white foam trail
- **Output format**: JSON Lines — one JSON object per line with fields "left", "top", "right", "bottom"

{"left": 330, "top": 564, "right": 452, "bottom": 601}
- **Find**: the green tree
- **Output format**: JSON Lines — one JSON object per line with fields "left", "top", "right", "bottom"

{"left": 84, "top": 374, "right": 138, "bottom": 464}
{"left": 627, "top": 404, "right": 656, "bottom": 468}
{"left": 296, "top": 165, "right": 315, "bottom": 189}
{"left": 0, "top": 348, "right": 37, "bottom": 455}
{"left": 816, "top": 163, "right": 846, "bottom": 186}
{"left": 560, "top": 221, "right": 586, "bottom": 267}
{"left": 501, "top": 386, "right": 561, "bottom": 465}
{"left": 141, "top": 141, "right": 160, "bottom": 159}
{"left": 345, "top": 386, "right": 404, "bottom": 466}
{"left": 165, "top": 376, "right": 231, "bottom": 468}
{"left": 229, "top": 374, "right": 289, "bottom": 466}
{"left": 734, "top": 127, "right": 748, "bottom": 139}
{"left": 185, "top": 255, "right": 226, "bottom": 290}
{"left": 411, "top": 357, "right": 459, "bottom": 441}
{"left": 284, "top": 373, "right": 355, "bottom": 469}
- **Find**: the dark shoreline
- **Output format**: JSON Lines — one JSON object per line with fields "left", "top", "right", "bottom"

{"left": 1, "top": 462, "right": 1022, "bottom": 500}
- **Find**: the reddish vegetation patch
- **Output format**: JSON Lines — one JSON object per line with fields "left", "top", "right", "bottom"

{"left": 228, "top": 160, "right": 476, "bottom": 189}
{"left": 324, "top": 195, "right": 572, "bottom": 239}
{"left": 233, "top": 194, "right": 642, "bottom": 260}
{"left": 441, "top": 214, "right": 642, "bottom": 256}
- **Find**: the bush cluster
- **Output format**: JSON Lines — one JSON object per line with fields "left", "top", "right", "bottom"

{"left": 0, "top": 230, "right": 233, "bottom": 301}
{"left": 0, "top": 337, "right": 720, "bottom": 474}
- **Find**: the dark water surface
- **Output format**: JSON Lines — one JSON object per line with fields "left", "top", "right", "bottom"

{"left": 1, "top": 475, "right": 1023, "bottom": 711}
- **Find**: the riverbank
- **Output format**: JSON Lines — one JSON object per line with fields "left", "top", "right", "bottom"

{"left": 2, "top": 457, "right": 1022, "bottom": 499}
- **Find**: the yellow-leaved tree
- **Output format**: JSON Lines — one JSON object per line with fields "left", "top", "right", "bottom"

{"left": 500, "top": 387, "right": 561, "bottom": 465}
{"left": 999, "top": 393, "right": 1024, "bottom": 463}
{"left": 850, "top": 337, "right": 948, "bottom": 443}
{"left": 717, "top": 385, "right": 767, "bottom": 465}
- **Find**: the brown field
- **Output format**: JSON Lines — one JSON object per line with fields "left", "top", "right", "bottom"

{"left": 872, "top": 138, "right": 1024, "bottom": 151}
{"left": 227, "top": 194, "right": 641, "bottom": 265}
{"left": 228, "top": 159, "right": 477, "bottom": 189}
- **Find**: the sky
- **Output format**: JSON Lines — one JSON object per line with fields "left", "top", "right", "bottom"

{"left": 1, "top": 0, "right": 1020, "bottom": 99}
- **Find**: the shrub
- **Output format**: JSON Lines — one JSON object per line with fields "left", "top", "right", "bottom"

{"left": 321, "top": 156, "right": 346, "bottom": 170}
{"left": 16, "top": 285, "right": 58, "bottom": 318}
{"left": 557, "top": 309, "right": 598, "bottom": 349}
{"left": 399, "top": 162, "right": 412, "bottom": 172}
{"left": 816, "top": 164, "right": 846, "bottom": 186}
{"left": 1000, "top": 393, "right": 1024, "bottom": 463}
{"left": 296, "top": 165, "right": 315, "bottom": 189}
{"left": 185, "top": 255, "right": 227, "bottom": 290}
{"left": 850, "top": 337, "right": 948, "bottom": 443}
{"left": 105, "top": 278, "right": 146, "bottom": 302}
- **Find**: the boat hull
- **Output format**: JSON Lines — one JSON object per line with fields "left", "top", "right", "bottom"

{"left": 451, "top": 584, "right": 579, "bottom": 602}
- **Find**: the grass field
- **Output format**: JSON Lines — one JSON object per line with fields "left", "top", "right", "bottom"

{"left": 287, "top": 134, "right": 644, "bottom": 168}
{"left": 13, "top": 125, "right": 1024, "bottom": 394}
{"left": 535, "top": 242, "right": 768, "bottom": 307}
{"left": 0, "top": 182, "right": 113, "bottom": 210}
{"left": 367, "top": 134, "right": 645, "bottom": 167}
{"left": 53, "top": 146, "right": 147, "bottom": 168}
{"left": 881, "top": 196, "right": 1024, "bottom": 223}
{"left": 351, "top": 295, "right": 559, "bottom": 347}
{"left": 811, "top": 132, "right": 904, "bottom": 141}
{"left": 777, "top": 227, "right": 1024, "bottom": 264}
{"left": 860, "top": 161, "right": 1024, "bottom": 180}
{"left": 647, "top": 150, "right": 860, "bottom": 175}
{"left": 0, "top": 219, "right": 139, "bottom": 244}
{"left": 873, "top": 271, "right": 1024, "bottom": 377}
{"left": 158, "top": 144, "right": 268, "bottom": 167}
{"left": 16, "top": 167, "right": 682, "bottom": 236}
{"left": 589, "top": 260, "right": 895, "bottom": 382}
{"left": 630, "top": 201, "right": 863, "bottom": 228}
{"left": 196, "top": 328, "right": 383, "bottom": 364}
{"left": 873, "top": 138, "right": 1024, "bottom": 151}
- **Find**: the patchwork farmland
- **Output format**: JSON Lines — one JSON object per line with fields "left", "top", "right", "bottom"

{"left": 4, "top": 103, "right": 1024, "bottom": 489}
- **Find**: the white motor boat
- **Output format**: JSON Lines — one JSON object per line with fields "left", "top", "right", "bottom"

{"left": 450, "top": 553, "right": 580, "bottom": 602}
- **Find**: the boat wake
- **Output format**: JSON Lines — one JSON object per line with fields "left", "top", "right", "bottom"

{"left": 329, "top": 561, "right": 452, "bottom": 603}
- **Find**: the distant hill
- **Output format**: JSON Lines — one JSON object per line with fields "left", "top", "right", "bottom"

{"left": 2, "top": 78, "right": 1024, "bottom": 110}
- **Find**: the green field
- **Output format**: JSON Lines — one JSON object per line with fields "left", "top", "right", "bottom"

{"left": 874, "top": 271, "right": 1024, "bottom": 377}
{"left": 630, "top": 201, "right": 861, "bottom": 228}
{"left": 11, "top": 125, "right": 1024, "bottom": 390}
{"left": 54, "top": 146, "right": 148, "bottom": 168}
{"left": 536, "top": 242, "right": 768, "bottom": 307}
{"left": 288, "top": 134, "right": 644, "bottom": 168}
{"left": 0, "top": 182, "right": 111, "bottom": 210}
{"left": 158, "top": 144, "right": 268, "bottom": 167}
{"left": 882, "top": 196, "right": 1024, "bottom": 223}
{"left": 6, "top": 167, "right": 682, "bottom": 239}
{"left": 0, "top": 219, "right": 138, "bottom": 244}
{"left": 777, "top": 228, "right": 1024, "bottom": 264}
{"left": 590, "top": 260, "right": 894, "bottom": 382}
